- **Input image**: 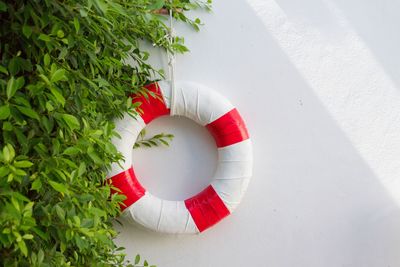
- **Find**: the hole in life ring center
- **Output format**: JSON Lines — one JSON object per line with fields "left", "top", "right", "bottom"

{"left": 132, "top": 116, "right": 218, "bottom": 201}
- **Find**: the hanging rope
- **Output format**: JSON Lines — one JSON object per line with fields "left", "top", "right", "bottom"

{"left": 167, "top": 6, "right": 177, "bottom": 115}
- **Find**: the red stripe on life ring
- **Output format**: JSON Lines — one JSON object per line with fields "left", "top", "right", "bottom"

{"left": 132, "top": 83, "right": 170, "bottom": 124}
{"left": 108, "top": 167, "right": 145, "bottom": 211}
{"left": 185, "top": 185, "right": 230, "bottom": 232}
{"left": 206, "top": 108, "right": 250, "bottom": 148}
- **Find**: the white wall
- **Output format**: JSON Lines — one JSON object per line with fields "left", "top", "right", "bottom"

{"left": 115, "top": 1, "right": 400, "bottom": 266}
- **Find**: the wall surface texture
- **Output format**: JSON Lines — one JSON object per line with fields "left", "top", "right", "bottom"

{"left": 115, "top": 1, "right": 400, "bottom": 266}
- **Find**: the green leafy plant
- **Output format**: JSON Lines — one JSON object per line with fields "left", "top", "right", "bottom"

{"left": 0, "top": 0, "right": 210, "bottom": 265}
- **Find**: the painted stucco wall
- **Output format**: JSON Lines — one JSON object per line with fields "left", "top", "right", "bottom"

{"left": 115, "top": 1, "right": 400, "bottom": 266}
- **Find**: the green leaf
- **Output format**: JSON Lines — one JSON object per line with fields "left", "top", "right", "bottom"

{"left": 3, "top": 121, "right": 12, "bottom": 131}
{"left": 6, "top": 76, "right": 16, "bottom": 99}
{"left": 22, "top": 25, "right": 32, "bottom": 38}
{"left": 41, "top": 116, "right": 53, "bottom": 133}
{"left": 57, "top": 30, "right": 65, "bottom": 38}
{"left": 159, "top": 139, "right": 169, "bottom": 146}
{"left": 0, "top": 166, "right": 9, "bottom": 177}
{"left": 0, "top": 64, "right": 8, "bottom": 74}
{"left": 147, "top": 0, "right": 165, "bottom": 10}
{"left": 11, "top": 197, "right": 20, "bottom": 211}
{"left": 15, "top": 76, "right": 25, "bottom": 90}
{"left": 3, "top": 144, "right": 15, "bottom": 163}
{"left": 44, "top": 54, "right": 51, "bottom": 66}
{"left": 55, "top": 205, "right": 65, "bottom": 220}
{"left": 23, "top": 234, "right": 34, "bottom": 240}
{"left": 79, "top": 8, "right": 88, "bottom": 17}
{"left": 45, "top": 101, "right": 54, "bottom": 111}
{"left": 7, "top": 76, "right": 24, "bottom": 99}
{"left": 0, "top": 105, "right": 10, "bottom": 120}
{"left": 38, "top": 34, "right": 51, "bottom": 42}
{"left": 78, "top": 162, "right": 86, "bottom": 176}
{"left": 14, "top": 160, "right": 33, "bottom": 168}
{"left": 87, "top": 147, "right": 103, "bottom": 164}
{"left": 38, "top": 249, "right": 44, "bottom": 264}
{"left": 17, "top": 240, "right": 28, "bottom": 256}
{"left": 73, "top": 17, "right": 80, "bottom": 33}
{"left": 48, "top": 180, "right": 68, "bottom": 194}
{"left": 31, "top": 179, "right": 42, "bottom": 191}
{"left": 63, "top": 147, "right": 80, "bottom": 155}
{"left": 62, "top": 114, "right": 80, "bottom": 130}
{"left": 49, "top": 87, "right": 66, "bottom": 106}
{"left": 8, "top": 57, "right": 19, "bottom": 75}
{"left": 135, "top": 254, "right": 140, "bottom": 264}
{"left": 39, "top": 74, "right": 51, "bottom": 86}
{"left": 51, "top": 69, "right": 66, "bottom": 83}
{"left": 15, "top": 169, "right": 27, "bottom": 176}
{"left": 16, "top": 106, "right": 40, "bottom": 120}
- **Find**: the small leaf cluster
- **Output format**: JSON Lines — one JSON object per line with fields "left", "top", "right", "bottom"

{"left": 134, "top": 129, "right": 174, "bottom": 149}
{"left": 134, "top": 254, "right": 156, "bottom": 267}
{"left": 0, "top": 0, "right": 208, "bottom": 266}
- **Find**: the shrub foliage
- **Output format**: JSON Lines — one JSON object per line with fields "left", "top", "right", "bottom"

{"left": 0, "top": 0, "right": 209, "bottom": 265}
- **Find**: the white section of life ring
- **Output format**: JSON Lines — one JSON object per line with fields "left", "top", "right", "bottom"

{"left": 158, "top": 81, "right": 234, "bottom": 125}
{"left": 108, "top": 114, "right": 145, "bottom": 177}
{"left": 212, "top": 139, "right": 253, "bottom": 212}
{"left": 122, "top": 195, "right": 199, "bottom": 234}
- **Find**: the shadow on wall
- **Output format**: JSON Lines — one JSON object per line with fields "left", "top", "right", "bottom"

{"left": 115, "top": 1, "right": 400, "bottom": 267}
{"left": 253, "top": 0, "right": 400, "bottom": 199}
{"left": 332, "top": 0, "right": 400, "bottom": 90}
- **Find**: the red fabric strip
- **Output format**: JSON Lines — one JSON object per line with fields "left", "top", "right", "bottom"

{"left": 132, "top": 82, "right": 170, "bottom": 124}
{"left": 108, "top": 167, "right": 145, "bottom": 211}
{"left": 184, "top": 185, "right": 230, "bottom": 232}
{"left": 206, "top": 108, "right": 250, "bottom": 148}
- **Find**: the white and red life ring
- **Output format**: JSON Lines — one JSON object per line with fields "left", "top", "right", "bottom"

{"left": 107, "top": 81, "right": 253, "bottom": 234}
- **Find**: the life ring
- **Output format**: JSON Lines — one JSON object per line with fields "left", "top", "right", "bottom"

{"left": 108, "top": 81, "right": 253, "bottom": 234}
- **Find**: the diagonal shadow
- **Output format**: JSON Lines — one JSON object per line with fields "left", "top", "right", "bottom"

{"left": 331, "top": 0, "right": 400, "bottom": 91}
